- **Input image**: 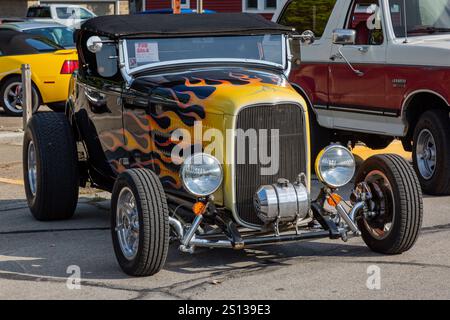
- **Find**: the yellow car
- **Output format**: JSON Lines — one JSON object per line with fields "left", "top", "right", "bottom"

{"left": 0, "top": 29, "right": 77, "bottom": 116}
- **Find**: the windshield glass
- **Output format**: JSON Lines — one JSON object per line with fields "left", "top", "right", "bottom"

{"left": 56, "top": 7, "right": 95, "bottom": 20}
{"left": 388, "top": 0, "right": 450, "bottom": 37}
{"left": 125, "top": 34, "right": 285, "bottom": 71}
{"left": 27, "top": 7, "right": 51, "bottom": 18}
{"left": 25, "top": 27, "right": 75, "bottom": 48}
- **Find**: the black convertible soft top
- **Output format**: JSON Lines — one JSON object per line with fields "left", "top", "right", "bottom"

{"left": 81, "top": 13, "right": 295, "bottom": 39}
{"left": 0, "top": 29, "right": 61, "bottom": 56}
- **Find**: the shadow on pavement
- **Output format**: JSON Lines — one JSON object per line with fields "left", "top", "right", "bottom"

{"left": 0, "top": 196, "right": 382, "bottom": 282}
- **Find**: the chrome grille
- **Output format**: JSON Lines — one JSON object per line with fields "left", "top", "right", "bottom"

{"left": 234, "top": 104, "right": 307, "bottom": 225}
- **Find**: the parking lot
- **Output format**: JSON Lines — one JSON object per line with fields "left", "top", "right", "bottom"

{"left": 0, "top": 111, "right": 449, "bottom": 300}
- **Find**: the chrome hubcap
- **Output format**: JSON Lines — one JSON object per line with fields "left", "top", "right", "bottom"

{"left": 116, "top": 187, "right": 139, "bottom": 260}
{"left": 27, "top": 141, "right": 37, "bottom": 196}
{"left": 416, "top": 129, "right": 436, "bottom": 180}
{"left": 363, "top": 170, "right": 395, "bottom": 240}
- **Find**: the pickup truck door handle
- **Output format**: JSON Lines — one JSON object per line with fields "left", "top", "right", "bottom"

{"left": 330, "top": 46, "right": 365, "bottom": 77}
{"left": 356, "top": 46, "right": 369, "bottom": 53}
{"left": 330, "top": 53, "right": 342, "bottom": 61}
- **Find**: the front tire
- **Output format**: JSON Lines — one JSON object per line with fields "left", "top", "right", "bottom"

{"left": 355, "top": 154, "right": 423, "bottom": 254}
{"left": 23, "top": 112, "right": 79, "bottom": 220}
{"left": 111, "top": 169, "right": 170, "bottom": 277}
{"left": 412, "top": 109, "right": 450, "bottom": 195}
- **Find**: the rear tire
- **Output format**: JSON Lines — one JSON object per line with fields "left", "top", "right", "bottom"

{"left": 355, "top": 154, "right": 423, "bottom": 254}
{"left": 111, "top": 169, "right": 170, "bottom": 277}
{"left": 412, "top": 109, "right": 450, "bottom": 195}
{"left": 23, "top": 112, "right": 79, "bottom": 220}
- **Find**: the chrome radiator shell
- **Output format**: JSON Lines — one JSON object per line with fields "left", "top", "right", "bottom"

{"left": 234, "top": 103, "right": 307, "bottom": 226}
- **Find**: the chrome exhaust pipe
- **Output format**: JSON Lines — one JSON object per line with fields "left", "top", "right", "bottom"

{"left": 169, "top": 217, "right": 184, "bottom": 239}
{"left": 349, "top": 201, "right": 365, "bottom": 222}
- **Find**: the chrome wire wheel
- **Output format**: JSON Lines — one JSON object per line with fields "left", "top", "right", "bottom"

{"left": 2, "top": 81, "right": 39, "bottom": 114}
{"left": 363, "top": 170, "right": 395, "bottom": 240}
{"left": 27, "top": 141, "right": 37, "bottom": 196}
{"left": 416, "top": 129, "right": 436, "bottom": 180}
{"left": 116, "top": 187, "right": 140, "bottom": 261}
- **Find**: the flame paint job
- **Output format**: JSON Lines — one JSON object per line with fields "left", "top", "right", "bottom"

{"left": 73, "top": 67, "right": 309, "bottom": 209}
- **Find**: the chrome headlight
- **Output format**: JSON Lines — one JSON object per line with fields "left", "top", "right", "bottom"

{"left": 315, "top": 145, "right": 355, "bottom": 188}
{"left": 180, "top": 153, "right": 223, "bottom": 197}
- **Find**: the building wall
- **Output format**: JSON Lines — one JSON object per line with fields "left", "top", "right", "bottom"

{"left": 0, "top": 0, "right": 39, "bottom": 17}
{"left": 0, "top": 0, "right": 129, "bottom": 18}
{"left": 145, "top": 0, "right": 242, "bottom": 13}
{"left": 46, "top": 1, "right": 130, "bottom": 15}
{"left": 145, "top": 0, "right": 273, "bottom": 18}
{"left": 190, "top": 0, "right": 242, "bottom": 12}
{"left": 81, "top": 3, "right": 116, "bottom": 15}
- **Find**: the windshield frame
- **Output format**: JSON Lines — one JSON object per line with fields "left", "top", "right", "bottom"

{"left": 120, "top": 34, "right": 288, "bottom": 76}
{"left": 385, "top": 0, "right": 450, "bottom": 39}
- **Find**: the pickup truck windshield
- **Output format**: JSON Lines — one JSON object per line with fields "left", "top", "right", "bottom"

{"left": 389, "top": 0, "right": 450, "bottom": 37}
{"left": 125, "top": 34, "right": 284, "bottom": 71}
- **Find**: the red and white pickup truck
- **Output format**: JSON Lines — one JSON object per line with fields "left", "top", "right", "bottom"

{"left": 274, "top": 0, "right": 450, "bottom": 194}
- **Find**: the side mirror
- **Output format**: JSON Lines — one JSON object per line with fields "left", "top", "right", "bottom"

{"left": 291, "top": 30, "right": 315, "bottom": 45}
{"left": 300, "top": 30, "right": 315, "bottom": 45}
{"left": 332, "top": 29, "right": 356, "bottom": 45}
{"left": 87, "top": 36, "right": 103, "bottom": 53}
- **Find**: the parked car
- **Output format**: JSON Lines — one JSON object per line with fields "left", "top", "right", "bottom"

{"left": 0, "top": 21, "right": 75, "bottom": 48}
{"left": 274, "top": 0, "right": 450, "bottom": 195}
{"left": 26, "top": 4, "right": 96, "bottom": 28}
{"left": 141, "top": 8, "right": 216, "bottom": 14}
{"left": 22, "top": 13, "right": 422, "bottom": 277}
{"left": 0, "top": 30, "right": 78, "bottom": 116}
{"left": 0, "top": 17, "right": 26, "bottom": 24}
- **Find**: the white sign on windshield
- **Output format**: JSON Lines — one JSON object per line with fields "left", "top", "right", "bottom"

{"left": 134, "top": 42, "right": 159, "bottom": 63}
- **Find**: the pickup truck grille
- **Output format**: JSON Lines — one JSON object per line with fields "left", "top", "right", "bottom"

{"left": 234, "top": 104, "right": 307, "bottom": 225}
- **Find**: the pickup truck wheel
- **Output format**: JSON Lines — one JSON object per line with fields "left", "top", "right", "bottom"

{"left": 413, "top": 109, "right": 450, "bottom": 195}
{"left": 111, "top": 169, "right": 169, "bottom": 277}
{"left": 23, "top": 112, "right": 79, "bottom": 220}
{"left": 355, "top": 154, "right": 423, "bottom": 254}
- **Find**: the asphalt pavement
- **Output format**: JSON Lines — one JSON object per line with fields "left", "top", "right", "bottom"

{"left": 0, "top": 112, "right": 449, "bottom": 300}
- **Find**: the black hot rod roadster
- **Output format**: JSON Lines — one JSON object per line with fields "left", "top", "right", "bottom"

{"left": 23, "top": 13, "right": 422, "bottom": 276}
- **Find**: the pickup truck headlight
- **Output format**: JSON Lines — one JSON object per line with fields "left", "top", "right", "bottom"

{"left": 315, "top": 145, "right": 355, "bottom": 188}
{"left": 180, "top": 153, "right": 223, "bottom": 197}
